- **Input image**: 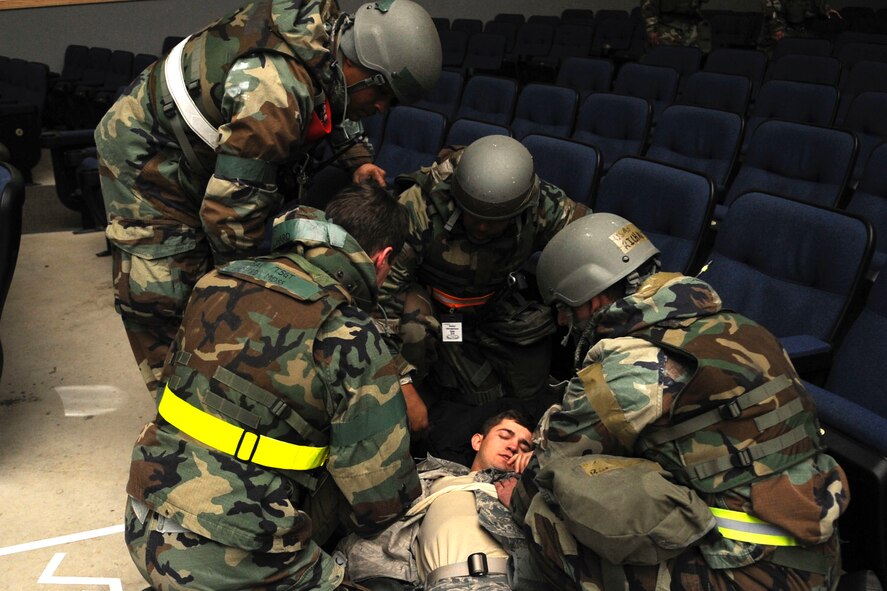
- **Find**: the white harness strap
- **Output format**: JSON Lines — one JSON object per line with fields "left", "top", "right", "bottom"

{"left": 164, "top": 35, "right": 219, "bottom": 149}
{"left": 404, "top": 482, "right": 497, "bottom": 518}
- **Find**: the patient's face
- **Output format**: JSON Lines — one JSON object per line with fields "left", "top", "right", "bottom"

{"left": 471, "top": 419, "right": 533, "bottom": 472}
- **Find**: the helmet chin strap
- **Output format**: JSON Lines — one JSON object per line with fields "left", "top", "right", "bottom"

{"left": 559, "top": 306, "right": 590, "bottom": 347}
{"left": 560, "top": 316, "right": 574, "bottom": 347}
{"left": 332, "top": 13, "right": 390, "bottom": 101}
{"left": 330, "top": 13, "right": 354, "bottom": 124}
{"left": 347, "top": 72, "right": 388, "bottom": 94}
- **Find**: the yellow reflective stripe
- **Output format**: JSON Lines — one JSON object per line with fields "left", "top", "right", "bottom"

{"left": 710, "top": 507, "right": 799, "bottom": 547}
{"left": 158, "top": 385, "right": 329, "bottom": 471}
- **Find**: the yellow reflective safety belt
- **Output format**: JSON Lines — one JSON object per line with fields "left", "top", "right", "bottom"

{"left": 710, "top": 507, "right": 798, "bottom": 546}
{"left": 158, "top": 385, "right": 329, "bottom": 471}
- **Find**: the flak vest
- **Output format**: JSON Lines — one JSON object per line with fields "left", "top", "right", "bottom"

{"left": 149, "top": 0, "right": 338, "bottom": 177}
{"left": 159, "top": 254, "right": 349, "bottom": 489}
{"left": 629, "top": 311, "right": 824, "bottom": 496}
{"left": 396, "top": 168, "right": 540, "bottom": 303}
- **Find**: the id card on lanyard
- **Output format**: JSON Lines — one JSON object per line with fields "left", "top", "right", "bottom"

{"left": 441, "top": 313, "right": 463, "bottom": 342}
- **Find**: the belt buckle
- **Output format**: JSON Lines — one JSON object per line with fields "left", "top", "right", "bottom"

{"left": 718, "top": 398, "right": 743, "bottom": 419}
{"left": 467, "top": 552, "right": 488, "bottom": 577}
{"left": 730, "top": 447, "right": 754, "bottom": 468}
{"left": 235, "top": 430, "right": 260, "bottom": 462}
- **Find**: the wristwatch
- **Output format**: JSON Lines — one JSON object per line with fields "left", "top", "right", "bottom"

{"left": 399, "top": 374, "right": 414, "bottom": 386}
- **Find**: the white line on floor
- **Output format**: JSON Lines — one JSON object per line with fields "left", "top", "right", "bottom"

{"left": 38, "top": 552, "right": 123, "bottom": 590}
{"left": 0, "top": 524, "right": 125, "bottom": 557}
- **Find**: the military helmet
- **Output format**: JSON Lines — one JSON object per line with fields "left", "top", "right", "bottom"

{"left": 536, "top": 213, "right": 660, "bottom": 306}
{"left": 339, "top": 0, "right": 442, "bottom": 104}
{"left": 451, "top": 135, "right": 540, "bottom": 221}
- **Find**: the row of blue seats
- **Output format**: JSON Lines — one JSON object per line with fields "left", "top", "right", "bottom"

{"left": 366, "top": 92, "right": 886, "bottom": 243}
{"left": 408, "top": 59, "right": 887, "bottom": 173}
{"left": 46, "top": 45, "right": 158, "bottom": 130}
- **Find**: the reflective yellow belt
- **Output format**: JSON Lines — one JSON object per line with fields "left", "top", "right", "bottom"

{"left": 710, "top": 507, "right": 798, "bottom": 546}
{"left": 158, "top": 385, "right": 329, "bottom": 471}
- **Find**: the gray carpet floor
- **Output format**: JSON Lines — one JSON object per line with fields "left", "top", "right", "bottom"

{"left": 21, "top": 149, "right": 94, "bottom": 235}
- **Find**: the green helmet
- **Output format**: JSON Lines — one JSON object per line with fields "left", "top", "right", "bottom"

{"left": 451, "top": 135, "right": 540, "bottom": 221}
{"left": 339, "top": 0, "right": 442, "bottom": 104}
{"left": 536, "top": 213, "right": 660, "bottom": 306}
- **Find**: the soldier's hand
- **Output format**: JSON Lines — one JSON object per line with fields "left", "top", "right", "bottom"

{"left": 495, "top": 476, "right": 520, "bottom": 509}
{"left": 353, "top": 163, "right": 387, "bottom": 187}
{"left": 401, "top": 382, "right": 429, "bottom": 435}
{"left": 647, "top": 32, "right": 661, "bottom": 45}
{"left": 773, "top": 29, "right": 785, "bottom": 41}
{"left": 507, "top": 450, "right": 533, "bottom": 474}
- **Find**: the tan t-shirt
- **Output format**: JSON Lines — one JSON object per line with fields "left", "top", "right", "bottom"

{"left": 414, "top": 473, "right": 508, "bottom": 580}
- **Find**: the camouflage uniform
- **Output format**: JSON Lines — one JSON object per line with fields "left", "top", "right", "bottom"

{"left": 378, "top": 147, "right": 589, "bottom": 407}
{"left": 338, "top": 455, "right": 529, "bottom": 590}
{"left": 96, "top": 0, "right": 374, "bottom": 396}
{"left": 511, "top": 273, "right": 848, "bottom": 590}
{"left": 124, "top": 206, "right": 420, "bottom": 591}
{"left": 642, "top": 0, "right": 712, "bottom": 52}
{"left": 759, "top": 0, "right": 834, "bottom": 50}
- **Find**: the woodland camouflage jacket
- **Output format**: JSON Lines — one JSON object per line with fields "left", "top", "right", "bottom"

{"left": 515, "top": 273, "right": 848, "bottom": 570}
{"left": 126, "top": 207, "right": 420, "bottom": 553}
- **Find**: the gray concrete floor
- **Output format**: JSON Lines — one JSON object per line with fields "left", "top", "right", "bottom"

{"left": 0, "top": 154, "right": 154, "bottom": 590}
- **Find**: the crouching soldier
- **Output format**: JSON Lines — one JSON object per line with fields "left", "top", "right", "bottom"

{"left": 499, "top": 213, "right": 849, "bottom": 590}
{"left": 124, "top": 183, "right": 420, "bottom": 590}
{"left": 377, "top": 135, "right": 589, "bottom": 463}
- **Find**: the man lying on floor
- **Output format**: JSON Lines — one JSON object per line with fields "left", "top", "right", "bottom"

{"left": 337, "top": 409, "right": 538, "bottom": 591}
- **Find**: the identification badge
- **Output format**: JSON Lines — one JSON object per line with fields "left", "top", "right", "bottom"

{"left": 441, "top": 313, "right": 463, "bottom": 342}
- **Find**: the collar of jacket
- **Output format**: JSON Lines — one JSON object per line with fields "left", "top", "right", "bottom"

{"left": 298, "top": 242, "right": 379, "bottom": 313}
{"left": 575, "top": 273, "right": 724, "bottom": 360}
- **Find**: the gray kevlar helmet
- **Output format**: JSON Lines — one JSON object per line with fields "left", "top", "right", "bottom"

{"left": 451, "top": 135, "right": 540, "bottom": 221}
{"left": 339, "top": 0, "right": 442, "bottom": 104}
{"left": 536, "top": 213, "right": 660, "bottom": 306}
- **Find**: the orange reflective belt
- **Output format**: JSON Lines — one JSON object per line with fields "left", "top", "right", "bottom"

{"left": 430, "top": 287, "right": 495, "bottom": 309}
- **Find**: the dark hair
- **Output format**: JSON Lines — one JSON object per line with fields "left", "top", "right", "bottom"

{"left": 479, "top": 408, "right": 535, "bottom": 437}
{"left": 324, "top": 181, "right": 410, "bottom": 257}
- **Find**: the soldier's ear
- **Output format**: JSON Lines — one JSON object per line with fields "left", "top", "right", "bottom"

{"left": 470, "top": 432, "right": 484, "bottom": 452}
{"left": 371, "top": 246, "right": 394, "bottom": 285}
{"left": 371, "top": 246, "right": 393, "bottom": 269}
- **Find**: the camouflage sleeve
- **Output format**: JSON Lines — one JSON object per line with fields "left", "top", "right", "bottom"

{"left": 316, "top": 305, "right": 421, "bottom": 537}
{"left": 376, "top": 184, "right": 431, "bottom": 353}
{"left": 511, "top": 337, "right": 674, "bottom": 529}
{"left": 532, "top": 180, "right": 591, "bottom": 250}
{"left": 641, "top": 0, "right": 661, "bottom": 34}
{"left": 201, "top": 54, "right": 314, "bottom": 264}
{"left": 762, "top": 0, "right": 787, "bottom": 35}
{"left": 337, "top": 134, "right": 374, "bottom": 172}
{"left": 533, "top": 337, "right": 671, "bottom": 473}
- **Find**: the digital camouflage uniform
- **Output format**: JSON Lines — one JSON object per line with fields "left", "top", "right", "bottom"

{"left": 642, "top": 0, "right": 712, "bottom": 52}
{"left": 759, "top": 0, "right": 835, "bottom": 50}
{"left": 339, "top": 455, "right": 530, "bottom": 591}
{"left": 378, "top": 147, "right": 589, "bottom": 407}
{"left": 124, "top": 206, "right": 420, "bottom": 591}
{"left": 511, "top": 273, "right": 848, "bottom": 591}
{"left": 96, "top": 0, "right": 373, "bottom": 396}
